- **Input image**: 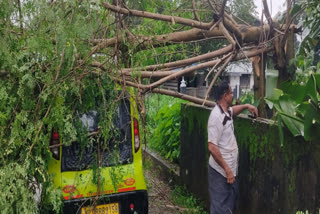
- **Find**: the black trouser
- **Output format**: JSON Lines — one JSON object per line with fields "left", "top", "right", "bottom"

{"left": 208, "top": 165, "right": 238, "bottom": 214}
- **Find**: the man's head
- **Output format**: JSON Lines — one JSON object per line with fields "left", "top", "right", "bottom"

{"left": 214, "top": 81, "right": 233, "bottom": 106}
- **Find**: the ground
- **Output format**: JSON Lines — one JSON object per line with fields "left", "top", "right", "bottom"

{"left": 145, "top": 169, "right": 180, "bottom": 214}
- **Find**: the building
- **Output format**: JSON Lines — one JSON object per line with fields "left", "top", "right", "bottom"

{"left": 163, "top": 60, "right": 255, "bottom": 100}
{"left": 225, "top": 60, "right": 254, "bottom": 100}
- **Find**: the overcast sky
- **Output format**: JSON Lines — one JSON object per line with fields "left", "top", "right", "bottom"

{"left": 254, "top": 0, "right": 287, "bottom": 18}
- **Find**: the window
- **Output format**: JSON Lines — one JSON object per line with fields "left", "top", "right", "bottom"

{"left": 61, "top": 98, "right": 133, "bottom": 172}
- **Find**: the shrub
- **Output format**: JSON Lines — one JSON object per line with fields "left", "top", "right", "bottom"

{"left": 145, "top": 94, "right": 186, "bottom": 163}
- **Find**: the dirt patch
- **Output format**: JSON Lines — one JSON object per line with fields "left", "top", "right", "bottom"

{"left": 145, "top": 168, "right": 181, "bottom": 214}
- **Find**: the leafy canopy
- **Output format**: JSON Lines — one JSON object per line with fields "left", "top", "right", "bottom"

{"left": 0, "top": 1, "right": 119, "bottom": 212}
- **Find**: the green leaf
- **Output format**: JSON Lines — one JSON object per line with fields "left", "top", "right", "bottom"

{"left": 304, "top": 104, "right": 320, "bottom": 141}
{"left": 278, "top": 111, "right": 304, "bottom": 137}
{"left": 280, "top": 81, "right": 306, "bottom": 103}
{"left": 305, "top": 74, "right": 318, "bottom": 102}
{"left": 273, "top": 88, "right": 283, "bottom": 100}
{"left": 265, "top": 97, "right": 274, "bottom": 109}
{"left": 290, "top": 4, "right": 302, "bottom": 17}
{"left": 314, "top": 73, "right": 320, "bottom": 93}
{"left": 277, "top": 116, "right": 284, "bottom": 147}
{"left": 277, "top": 95, "right": 304, "bottom": 137}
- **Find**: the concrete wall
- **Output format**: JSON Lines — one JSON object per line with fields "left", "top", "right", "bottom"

{"left": 180, "top": 103, "right": 320, "bottom": 214}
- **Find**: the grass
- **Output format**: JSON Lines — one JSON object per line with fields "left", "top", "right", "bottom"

{"left": 145, "top": 93, "right": 186, "bottom": 163}
{"left": 144, "top": 94, "right": 206, "bottom": 213}
{"left": 169, "top": 185, "right": 207, "bottom": 214}
{"left": 296, "top": 210, "right": 320, "bottom": 214}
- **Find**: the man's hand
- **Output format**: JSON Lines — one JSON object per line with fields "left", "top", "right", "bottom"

{"left": 232, "top": 103, "right": 258, "bottom": 116}
{"left": 209, "top": 143, "right": 235, "bottom": 184}
{"left": 225, "top": 167, "right": 235, "bottom": 184}
{"left": 247, "top": 104, "right": 258, "bottom": 118}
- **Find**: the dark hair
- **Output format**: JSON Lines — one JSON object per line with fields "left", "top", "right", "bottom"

{"left": 213, "top": 80, "right": 230, "bottom": 101}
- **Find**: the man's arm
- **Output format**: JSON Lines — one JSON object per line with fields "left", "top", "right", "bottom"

{"left": 208, "top": 142, "right": 235, "bottom": 184}
{"left": 232, "top": 104, "right": 258, "bottom": 117}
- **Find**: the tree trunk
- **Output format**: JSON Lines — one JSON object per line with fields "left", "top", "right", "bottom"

{"left": 252, "top": 54, "right": 267, "bottom": 118}
{"left": 277, "top": 27, "right": 295, "bottom": 86}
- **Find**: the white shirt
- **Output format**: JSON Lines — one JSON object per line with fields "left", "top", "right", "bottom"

{"left": 208, "top": 104, "right": 239, "bottom": 178}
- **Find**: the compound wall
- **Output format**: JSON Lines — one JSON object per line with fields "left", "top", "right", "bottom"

{"left": 180, "top": 103, "right": 320, "bottom": 213}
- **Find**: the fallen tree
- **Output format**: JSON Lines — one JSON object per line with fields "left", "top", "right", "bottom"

{"left": 0, "top": 0, "right": 303, "bottom": 212}
{"left": 92, "top": 0, "right": 299, "bottom": 116}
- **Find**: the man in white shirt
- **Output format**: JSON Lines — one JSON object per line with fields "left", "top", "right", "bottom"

{"left": 208, "top": 81, "right": 258, "bottom": 214}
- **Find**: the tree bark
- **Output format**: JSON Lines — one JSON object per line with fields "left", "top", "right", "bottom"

{"left": 102, "top": 2, "right": 214, "bottom": 30}
{"left": 91, "top": 28, "right": 224, "bottom": 52}
{"left": 152, "top": 88, "right": 216, "bottom": 107}
{"left": 93, "top": 46, "right": 272, "bottom": 79}
{"left": 121, "top": 45, "right": 233, "bottom": 72}
{"left": 98, "top": 1, "right": 299, "bottom": 118}
{"left": 277, "top": 27, "right": 295, "bottom": 86}
{"left": 112, "top": 76, "right": 216, "bottom": 107}
{"left": 16, "top": 0, "right": 24, "bottom": 35}
{"left": 192, "top": 0, "right": 200, "bottom": 21}
{"left": 252, "top": 54, "right": 267, "bottom": 118}
{"left": 101, "top": 2, "right": 293, "bottom": 47}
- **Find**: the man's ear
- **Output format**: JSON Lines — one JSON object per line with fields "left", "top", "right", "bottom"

{"left": 222, "top": 92, "right": 227, "bottom": 99}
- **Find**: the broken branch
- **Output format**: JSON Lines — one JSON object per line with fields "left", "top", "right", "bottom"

{"left": 102, "top": 2, "right": 213, "bottom": 30}
{"left": 204, "top": 51, "right": 235, "bottom": 104}
{"left": 192, "top": 0, "right": 200, "bottom": 21}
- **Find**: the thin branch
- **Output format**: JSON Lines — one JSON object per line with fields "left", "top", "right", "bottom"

{"left": 28, "top": 49, "right": 65, "bottom": 155}
{"left": 113, "top": 76, "right": 147, "bottom": 89}
{"left": 28, "top": 96, "right": 54, "bottom": 156}
{"left": 143, "top": 58, "right": 222, "bottom": 94}
{"left": 233, "top": 34, "right": 250, "bottom": 61}
{"left": 93, "top": 62, "right": 190, "bottom": 78}
{"left": 205, "top": 52, "right": 234, "bottom": 81}
{"left": 259, "top": 11, "right": 266, "bottom": 44}
{"left": 219, "top": 0, "right": 228, "bottom": 18}
{"left": 219, "top": 21, "right": 236, "bottom": 47}
{"left": 274, "top": 28, "right": 285, "bottom": 35}
{"left": 224, "top": 12, "right": 240, "bottom": 27}
{"left": 16, "top": 0, "right": 24, "bottom": 35}
{"left": 90, "top": 28, "right": 224, "bottom": 53}
{"left": 113, "top": 76, "right": 215, "bottom": 107}
{"left": 94, "top": 46, "right": 272, "bottom": 80}
{"left": 140, "top": 46, "right": 271, "bottom": 93}
{"left": 152, "top": 88, "right": 216, "bottom": 107}
{"left": 232, "top": 14, "right": 250, "bottom": 26}
{"left": 192, "top": 0, "right": 200, "bottom": 21}
{"left": 209, "top": 19, "right": 221, "bottom": 31}
{"left": 205, "top": 58, "right": 222, "bottom": 82}
{"left": 102, "top": 2, "right": 213, "bottom": 30}
{"left": 55, "top": 50, "right": 65, "bottom": 81}
{"left": 120, "top": 44, "right": 233, "bottom": 72}
{"left": 280, "top": 0, "right": 292, "bottom": 46}
{"left": 203, "top": 51, "right": 236, "bottom": 105}
{"left": 207, "top": 0, "right": 218, "bottom": 13}
{"left": 262, "top": 0, "right": 274, "bottom": 37}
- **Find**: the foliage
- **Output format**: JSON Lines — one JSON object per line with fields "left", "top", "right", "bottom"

{"left": 236, "top": 92, "right": 260, "bottom": 115}
{"left": 265, "top": 0, "right": 320, "bottom": 145}
{"left": 123, "top": 0, "right": 227, "bottom": 67}
{"left": 0, "top": 0, "right": 314, "bottom": 212}
{"left": 0, "top": 0, "right": 121, "bottom": 212}
{"left": 145, "top": 94, "right": 186, "bottom": 163}
{"left": 170, "top": 185, "right": 207, "bottom": 214}
{"left": 296, "top": 210, "right": 320, "bottom": 214}
{"left": 291, "top": 0, "right": 320, "bottom": 63}
{"left": 229, "top": 0, "right": 258, "bottom": 25}
{"left": 1, "top": 0, "right": 201, "bottom": 210}
{"left": 265, "top": 73, "right": 320, "bottom": 144}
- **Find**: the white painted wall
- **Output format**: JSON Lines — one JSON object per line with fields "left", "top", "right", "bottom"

{"left": 250, "top": 74, "right": 254, "bottom": 90}
{"left": 229, "top": 75, "right": 239, "bottom": 90}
